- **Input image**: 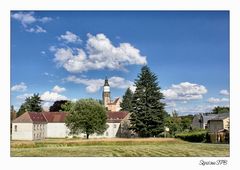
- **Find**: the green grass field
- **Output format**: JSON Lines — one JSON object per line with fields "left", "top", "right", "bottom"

{"left": 11, "top": 138, "right": 229, "bottom": 157}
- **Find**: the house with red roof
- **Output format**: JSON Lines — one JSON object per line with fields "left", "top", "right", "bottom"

{"left": 12, "top": 111, "right": 130, "bottom": 140}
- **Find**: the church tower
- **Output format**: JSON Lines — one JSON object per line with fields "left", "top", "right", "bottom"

{"left": 102, "top": 77, "right": 111, "bottom": 108}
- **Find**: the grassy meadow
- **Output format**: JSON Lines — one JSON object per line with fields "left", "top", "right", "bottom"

{"left": 11, "top": 138, "right": 229, "bottom": 157}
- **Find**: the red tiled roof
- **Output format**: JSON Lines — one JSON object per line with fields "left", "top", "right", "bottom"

{"left": 107, "top": 111, "right": 128, "bottom": 120}
{"left": 12, "top": 112, "right": 47, "bottom": 123}
{"left": 13, "top": 111, "right": 128, "bottom": 124}
{"left": 42, "top": 112, "right": 68, "bottom": 123}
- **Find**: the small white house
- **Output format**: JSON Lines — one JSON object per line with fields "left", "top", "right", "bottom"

{"left": 12, "top": 112, "right": 47, "bottom": 140}
{"left": 11, "top": 111, "right": 130, "bottom": 140}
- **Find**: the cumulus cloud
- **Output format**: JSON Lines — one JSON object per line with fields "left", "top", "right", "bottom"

{"left": 26, "top": 25, "right": 46, "bottom": 33}
{"left": 162, "top": 82, "right": 207, "bottom": 101}
{"left": 52, "top": 85, "right": 66, "bottom": 93}
{"left": 40, "top": 91, "right": 68, "bottom": 102}
{"left": 220, "top": 89, "right": 229, "bottom": 96}
{"left": 38, "top": 17, "right": 52, "bottom": 23}
{"left": 16, "top": 93, "right": 33, "bottom": 100}
{"left": 175, "top": 105, "right": 214, "bottom": 115}
{"left": 65, "top": 75, "right": 134, "bottom": 93}
{"left": 11, "top": 82, "right": 27, "bottom": 92}
{"left": 58, "top": 31, "right": 82, "bottom": 43}
{"left": 52, "top": 33, "right": 147, "bottom": 73}
{"left": 11, "top": 12, "right": 51, "bottom": 33}
{"left": 11, "top": 12, "right": 36, "bottom": 27}
{"left": 207, "top": 97, "right": 229, "bottom": 103}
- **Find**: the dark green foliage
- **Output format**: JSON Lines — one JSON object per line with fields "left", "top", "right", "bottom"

{"left": 49, "top": 100, "right": 68, "bottom": 112}
{"left": 61, "top": 101, "right": 74, "bottom": 112}
{"left": 16, "top": 93, "right": 43, "bottom": 117}
{"left": 164, "top": 112, "right": 194, "bottom": 136}
{"left": 65, "top": 99, "right": 107, "bottom": 139}
{"left": 97, "top": 99, "right": 103, "bottom": 105}
{"left": 16, "top": 104, "right": 27, "bottom": 117}
{"left": 130, "top": 66, "right": 166, "bottom": 137}
{"left": 212, "top": 106, "right": 229, "bottom": 114}
{"left": 164, "top": 110, "right": 181, "bottom": 136}
{"left": 179, "top": 114, "right": 194, "bottom": 130}
{"left": 120, "top": 87, "right": 133, "bottom": 112}
{"left": 175, "top": 130, "right": 207, "bottom": 142}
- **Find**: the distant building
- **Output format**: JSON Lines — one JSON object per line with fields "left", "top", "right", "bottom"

{"left": 191, "top": 112, "right": 229, "bottom": 131}
{"left": 207, "top": 113, "right": 229, "bottom": 133}
{"left": 102, "top": 77, "right": 121, "bottom": 112}
{"left": 207, "top": 113, "right": 229, "bottom": 143}
{"left": 191, "top": 113, "right": 219, "bottom": 129}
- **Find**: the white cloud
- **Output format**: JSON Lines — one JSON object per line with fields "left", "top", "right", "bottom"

{"left": 11, "top": 12, "right": 51, "bottom": 33}
{"left": 58, "top": 31, "right": 82, "bottom": 43}
{"left": 162, "top": 82, "right": 207, "bottom": 101}
{"left": 16, "top": 93, "right": 33, "bottom": 100}
{"left": 65, "top": 75, "right": 134, "bottom": 93}
{"left": 42, "top": 102, "right": 52, "bottom": 111}
{"left": 40, "top": 91, "right": 68, "bottom": 102}
{"left": 11, "top": 12, "right": 36, "bottom": 27}
{"left": 175, "top": 105, "right": 214, "bottom": 115}
{"left": 71, "top": 98, "right": 78, "bottom": 102}
{"left": 207, "top": 97, "right": 229, "bottom": 103}
{"left": 52, "top": 33, "right": 147, "bottom": 73}
{"left": 165, "top": 101, "right": 176, "bottom": 108}
{"left": 11, "top": 12, "right": 52, "bottom": 26}
{"left": 11, "top": 82, "right": 27, "bottom": 92}
{"left": 41, "top": 51, "right": 46, "bottom": 55}
{"left": 26, "top": 25, "right": 47, "bottom": 33}
{"left": 52, "top": 85, "right": 66, "bottom": 93}
{"left": 44, "top": 72, "right": 54, "bottom": 77}
{"left": 220, "top": 89, "right": 229, "bottom": 96}
{"left": 38, "top": 17, "right": 52, "bottom": 23}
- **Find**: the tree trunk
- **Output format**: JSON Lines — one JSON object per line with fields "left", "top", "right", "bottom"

{"left": 87, "top": 133, "right": 89, "bottom": 139}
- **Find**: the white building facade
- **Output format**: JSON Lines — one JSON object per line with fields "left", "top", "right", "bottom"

{"left": 11, "top": 111, "right": 129, "bottom": 140}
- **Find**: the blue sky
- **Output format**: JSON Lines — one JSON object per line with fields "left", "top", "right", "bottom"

{"left": 11, "top": 11, "right": 229, "bottom": 115}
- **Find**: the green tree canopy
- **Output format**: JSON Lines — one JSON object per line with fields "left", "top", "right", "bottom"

{"left": 61, "top": 101, "right": 74, "bottom": 112}
{"left": 212, "top": 106, "right": 229, "bottom": 114}
{"left": 130, "top": 66, "right": 166, "bottom": 137}
{"left": 49, "top": 100, "right": 69, "bottom": 112}
{"left": 120, "top": 87, "right": 133, "bottom": 112}
{"left": 65, "top": 99, "right": 107, "bottom": 139}
{"left": 16, "top": 93, "right": 43, "bottom": 117}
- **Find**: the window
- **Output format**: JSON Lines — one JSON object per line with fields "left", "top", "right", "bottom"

{"left": 14, "top": 125, "right": 17, "bottom": 132}
{"left": 106, "top": 132, "right": 109, "bottom": 136}
{"left": 113, "top": 124, "right": 116, "bottom": 128}
{"left": 34, "top": 124, "right": 36, "bottom": 130}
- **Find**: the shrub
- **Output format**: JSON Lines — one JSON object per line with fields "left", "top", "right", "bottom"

{"left": 175, "top": 130, "right": 207, "bottom": 142}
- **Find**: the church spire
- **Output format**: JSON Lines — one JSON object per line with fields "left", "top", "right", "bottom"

{"left": 104, "top": 76, "right": 109, "bottom": 86}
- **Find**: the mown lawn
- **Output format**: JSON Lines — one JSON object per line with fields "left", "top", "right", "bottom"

{"left": 11, "top": 138, "right": 229, "bottom": 157}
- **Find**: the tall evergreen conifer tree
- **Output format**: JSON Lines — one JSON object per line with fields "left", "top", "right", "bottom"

{"left": 130, "top": 66, "right": 166, "bottom": 137}
{"left": 120, "top": 87, "right": 133, "bottom": 112}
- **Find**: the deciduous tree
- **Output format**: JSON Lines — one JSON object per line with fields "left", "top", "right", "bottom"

{"left": 65, "top": 99, "right": 107, "bottom": 139}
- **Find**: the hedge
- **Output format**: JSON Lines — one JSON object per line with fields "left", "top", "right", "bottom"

{"left": 175, "top": 130, "right": 207, "bottom": 142}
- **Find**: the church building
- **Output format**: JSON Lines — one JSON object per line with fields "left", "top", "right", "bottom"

{"left": 102, "top": 77, "right": 121, "bottom": 112}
